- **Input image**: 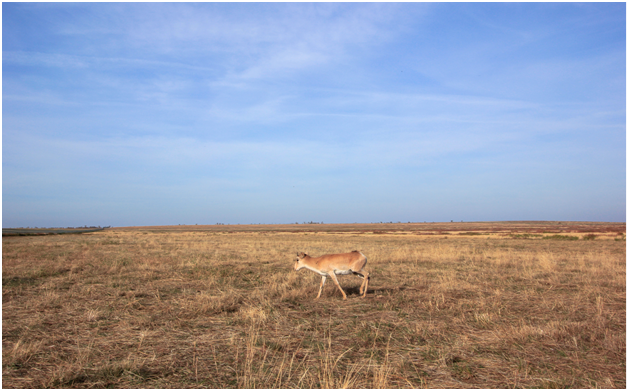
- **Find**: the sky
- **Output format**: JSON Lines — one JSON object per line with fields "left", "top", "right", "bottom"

{"left": 2, "top": 2, "right": 626, "bottom": 227}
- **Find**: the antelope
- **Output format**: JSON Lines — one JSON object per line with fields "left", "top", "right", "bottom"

{"left": 293, "top": 250, "right": 370, "bottom": 300}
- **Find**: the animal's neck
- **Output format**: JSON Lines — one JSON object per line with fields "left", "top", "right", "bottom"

{"left": 303, "top": 263, "right": 326, "bottom": 275}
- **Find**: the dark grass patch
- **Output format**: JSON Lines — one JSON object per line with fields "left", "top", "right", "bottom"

{"left": 510, "top": 233, "right": 543, "bottom": 239}
{"left": 543, "top": 235, "right": 579, "bottom": 241}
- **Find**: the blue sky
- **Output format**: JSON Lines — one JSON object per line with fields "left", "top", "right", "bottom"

{"left": 3, "top": 2, "right": 626, "bottom": 227}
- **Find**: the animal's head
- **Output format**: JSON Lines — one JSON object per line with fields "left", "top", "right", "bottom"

{"left": 294, "top": 252, "right": 307, "bottom": 271}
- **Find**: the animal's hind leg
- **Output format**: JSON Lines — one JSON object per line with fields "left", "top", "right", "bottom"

{"left": 360, "top": 271, "right": 370, "bottom": 297}
{"left": 352, "top": 271, "right": 366, "bottom": 295}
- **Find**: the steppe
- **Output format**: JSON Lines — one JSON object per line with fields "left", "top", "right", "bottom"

{"left": 2, "top": 221, "right": 625, "bottom": 388}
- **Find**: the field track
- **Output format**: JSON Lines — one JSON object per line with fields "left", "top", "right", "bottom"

{"left": 3, "top": 221, "right": 625, "bottom": 388}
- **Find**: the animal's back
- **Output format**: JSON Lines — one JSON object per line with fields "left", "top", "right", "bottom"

{"left": 316, "top": 250, "right": 364, "bottom": 262}
{"left": 317, "top": 251, "right": 366, "bottom": 272}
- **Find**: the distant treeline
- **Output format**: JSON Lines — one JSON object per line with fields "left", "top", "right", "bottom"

{"left": 2, "top": 226, "right": 110, "bottom": 237}
{"left": 7, "top": 226, "right": 110, "bottom": 229}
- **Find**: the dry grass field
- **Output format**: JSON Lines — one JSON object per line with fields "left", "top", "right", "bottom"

{"left": 2, "top": 222, "right": 625, "bottom": 388}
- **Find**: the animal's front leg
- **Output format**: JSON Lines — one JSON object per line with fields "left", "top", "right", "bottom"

{"left": 328, "top": 272, "right": 348, "bottom": 300}
{"left": 316, "top": 275, "right": 327, "bottom": 299}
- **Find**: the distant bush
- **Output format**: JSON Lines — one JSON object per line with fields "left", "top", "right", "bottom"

{"left": 582, "top": 234, "right": 597, "bottom": 241}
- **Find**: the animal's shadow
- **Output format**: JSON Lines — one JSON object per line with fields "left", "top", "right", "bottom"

{"left": 340, "top": 285, "right": 417, "bottom": 297}
{"left": 342, "top": 286, "right": 363, "bottom": 296}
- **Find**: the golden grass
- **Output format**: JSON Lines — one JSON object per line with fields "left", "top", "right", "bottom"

{"left": 2, "top": 222, "right": 625, "bottom": 388}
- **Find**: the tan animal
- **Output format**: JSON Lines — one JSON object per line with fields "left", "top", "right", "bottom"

{"left": 293, "top": 250, "right": 370, "bottom": 300}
